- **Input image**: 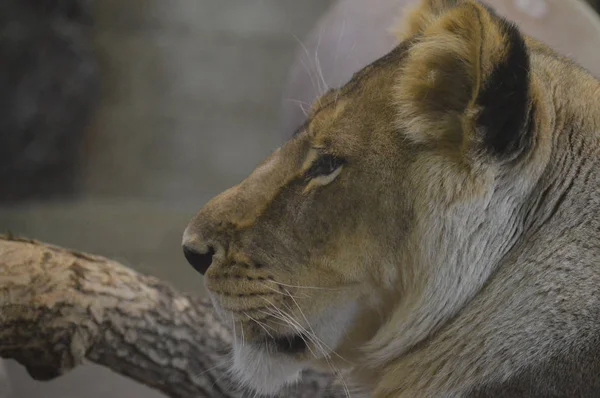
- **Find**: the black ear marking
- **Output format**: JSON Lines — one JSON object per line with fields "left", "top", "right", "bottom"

{"left": 475, "top": 16, "right": 532, "bottom": 158}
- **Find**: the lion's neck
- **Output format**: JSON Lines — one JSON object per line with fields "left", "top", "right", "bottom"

{"left": 359, "top": 133, "right": 600, "bottom": 398}
{"left": 523, "top": 124, "right": 600, "bottom": 241}
{"left": 365, "top": 184, "right": 531, "bottom": 360}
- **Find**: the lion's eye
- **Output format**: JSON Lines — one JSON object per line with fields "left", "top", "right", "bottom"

{"left": 305, "top": 154, "right": 345, "bottom": 179}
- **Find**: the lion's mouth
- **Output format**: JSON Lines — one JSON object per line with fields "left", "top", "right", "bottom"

{"left": 265, "top": 333, "right": 308, "bottom": 354}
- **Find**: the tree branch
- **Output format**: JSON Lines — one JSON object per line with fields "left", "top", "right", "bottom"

{"left": 0, "top": 235, "right": 343, "bottom": 398}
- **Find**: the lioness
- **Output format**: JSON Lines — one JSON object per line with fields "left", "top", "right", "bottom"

{"left": 183, "top": 0, "right": 600, "bottom": 396}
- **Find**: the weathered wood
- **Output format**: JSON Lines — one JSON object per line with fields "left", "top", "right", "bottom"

{"left": 0, "top": 235, "right": 342, "bottom": 398}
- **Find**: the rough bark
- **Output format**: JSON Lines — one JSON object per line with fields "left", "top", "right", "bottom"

{"left": 0, "top": 235, "right": 343, "bottom": 398}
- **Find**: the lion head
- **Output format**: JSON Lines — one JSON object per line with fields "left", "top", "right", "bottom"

{"left": 183, "top": 0, "right": 600, "bottom": 395}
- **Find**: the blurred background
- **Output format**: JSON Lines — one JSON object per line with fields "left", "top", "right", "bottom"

{"left": 0, "top": 1, "right": 333, "bottom": 397}
{"left": 1, "top": 0, "right": 599, "bottom": 397}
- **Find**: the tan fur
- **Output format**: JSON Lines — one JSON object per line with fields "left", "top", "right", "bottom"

{"left": 183, "top": 1, "right": 600, "bottom": 396}
{"left": 396, "top": 1, "right": 509, "bottom": 150}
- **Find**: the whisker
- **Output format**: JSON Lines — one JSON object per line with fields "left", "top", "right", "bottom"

{"left": 279, "top": 289, "right": 354, "bottom": 366}
{"left": 258, "top": 281, "right": 310, "bottom": 299}
{"left": 284, "top": 98, "right": 310, "bottom": 117}
{"left": 240, "top": 320, "right": 246, "bottom": 348}
{"left": 336, "top": 368, "right": 353, "bottom": 398}
{"left": 281, "top": 291, "right": 329, "bottom": 356}
{"left": 259, "top": 298, "right": 305, "bottom": 334}
{"left": 314, "top": 25, "right": 329, "bottom": 94}
{"left": 333, "top": 15, "right": 347, "bottom": 77}
{"left": 243, "top": 311, "right": 275, "bottom": 339}
{"left": 259, "top": 300, "right": 320, "bottom": 360}
{"left": 209, "top": 358, "right": 236, "bottom": 392}
{"left": 231, "top": 314, "right": 238, "bottom": 344}
{"left": 267, "top": 296, "right": 332, "bottom": 362}
{"left": 194, "top": 357, "right": 232, "bottom": 378}
{"left": 268, "top": 280, "right": 346, "bottom": 291}
{"left": 291, "top": 33, "right": 325, "bottom": 105}
{"left": 256, "top": 309, "right": 290, "bottom": 328}
{"left": 260, "top": 299, "right": 312, "bottom": 341}
{"left": 282, "top": 304, "right": 352, "bottom": 396}
{"left": 259, "top": 295, "right": 352, "bottom": 395}
{"left": 279, "top": 299, "right": 331, "bottom": 360}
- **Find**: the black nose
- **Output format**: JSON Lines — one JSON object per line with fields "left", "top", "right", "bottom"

{"left": 183, "top": 245, "right": 215, "bottom": 275}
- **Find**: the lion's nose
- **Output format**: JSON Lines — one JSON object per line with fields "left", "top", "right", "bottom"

{"left": 182, "top": 244, "right": 216, "bottom": 275}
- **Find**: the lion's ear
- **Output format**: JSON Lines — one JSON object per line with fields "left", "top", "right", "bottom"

{"left": 395, "top": 0, "right": 532, "bottom": 158}
{"left": 395, "top": 0, "right": 461, "bottom": 40}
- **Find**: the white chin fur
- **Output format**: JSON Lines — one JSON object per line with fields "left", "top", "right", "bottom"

{"left": 229, "top": 300, "right": 359, "bottom": 395}
{"left": 231, "top": 342, "right": 305, "bottom": 396}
